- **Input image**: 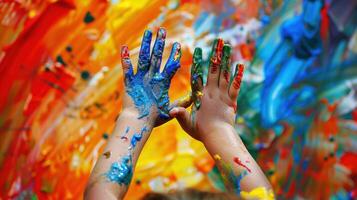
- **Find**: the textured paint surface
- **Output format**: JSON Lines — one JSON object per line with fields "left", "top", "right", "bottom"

{"left": 106, "top": 155, "right": 133, "bottom": 185}
{"left": 0, "top": 0, "right": 356, "bottom": 199}
{"left": 124, "top": 29, "right": 182, "bottom": 119}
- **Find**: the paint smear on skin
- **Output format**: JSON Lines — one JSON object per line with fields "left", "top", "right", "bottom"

{"left": 209, "top": 39, "right": 224, "bottom": 74}
{"left": 221, "top": 44, "right": 232, "bottom": 83}
{"left": 240, "top": 187, "right": 275, "bottom": 200}
{"left": 191, "top": 47, "right": 203, "bottom": 110}
{"left": 214, "top": 154, "right": 221, "bottom": 161}
{"left": 130, "top": 126, "right": 148, "bottom": 148}
{"left": 120, "top": 127, "right": 130, "bottom": 141}
{"left": 235, "top": 170, "right": 248, "bottom": 194}
{"left": 106, "top": 155, "right": 133, "bottom": 186}
{"left": 217, "top": 156, "right": 248, "bottom": 195}
{"left": 233, "top": 157, "right": 252, "bottom": 173}
{"left": 125, "top": 29, "right": 181, "bottom": 120}
{"left": 103, "top": 151, "right": 111, "bottom": 159}
{"left": 126, "top": 82, "right": 153, "bottom": 119}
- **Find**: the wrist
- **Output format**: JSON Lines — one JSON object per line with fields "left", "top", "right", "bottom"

{"left": 119, "top": 108, "right": 155, "bottom": 127}
{"left": 200, "top": 124, "right": 241, "bottom": 149}
{"left": 198, "top": 122, "right": 235, "bottom": 140}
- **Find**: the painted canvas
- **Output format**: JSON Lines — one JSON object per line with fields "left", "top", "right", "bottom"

{"left": 0, "top": 0, "right": 356, "bottom": 199}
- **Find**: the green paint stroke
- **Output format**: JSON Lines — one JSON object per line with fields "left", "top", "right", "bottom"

{"left": 191, "top": 47, "right": 203, "bottom": 109}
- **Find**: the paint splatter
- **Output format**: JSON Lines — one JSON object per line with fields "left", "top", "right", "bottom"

{"left": 120, "top": 127, "right": 130, "bottom": 141}
{"left": 103, "top": 151, "right": 111, "bottom": 159}
{"left": 106, "top": 155, "right": 133, "bottom": 186}
{"left": 233, "top": 157, "right": 251, "bottom": 173}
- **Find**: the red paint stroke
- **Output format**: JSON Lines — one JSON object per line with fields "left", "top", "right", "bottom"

{"left": 210, "top": 39, "right": 224, "bottom": 74}
{"left": 0, "top": 0, "right": 76, "bottom": 113}
{"left": 233, "top": 157, "right": 251, "bottom": 173}
{"left": 320, "top": 4, "right": 330, "bottom": 40}
{"left": 24, "top": 64, "right": 75, "bottom": 116}
{"left": 233, "top": 64, "right": 244, "bottom": 89}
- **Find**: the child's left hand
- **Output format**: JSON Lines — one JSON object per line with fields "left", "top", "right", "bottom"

{"left": 120, "top": 28, "right": 191, "bottom": 126}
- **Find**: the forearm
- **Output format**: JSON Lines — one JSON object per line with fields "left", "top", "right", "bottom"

{"left": 85, "top": 110, "right": 154, "bottom": 199}
{"left": 202, "top": 124, "right": 272, "bottom": 194}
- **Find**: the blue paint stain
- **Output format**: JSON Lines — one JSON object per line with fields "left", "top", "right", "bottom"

{"left": 106, "top": 155, "right": 133, "bottom": 185}
{"left": 124, "top": 29, "right": 181, "bottom": 119}
{"left": 235, "top": 171, "right": 248, "bottom": 194}
{"left": 130, "top": 127, "right": 148, "bottom": 148}
{"left": 138, "top": 30, "right": 152, "bottom": 73}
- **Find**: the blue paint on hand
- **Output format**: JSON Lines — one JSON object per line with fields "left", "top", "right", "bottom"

{"left": 121, "top": 28, "right": 182, "bottom": 120}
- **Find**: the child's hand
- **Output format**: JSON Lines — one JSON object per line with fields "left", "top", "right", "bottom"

{"left": 121, "top": 28, "right": 189, "bottom": 126}
{"left": 170, "top": 38, "right": 244, "bottom": 141}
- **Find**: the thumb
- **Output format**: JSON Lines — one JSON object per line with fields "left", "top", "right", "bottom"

{"left": 169, "top": 107, "right": 192, "bottom": 133}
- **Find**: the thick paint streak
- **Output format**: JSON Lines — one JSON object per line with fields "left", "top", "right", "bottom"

{"left": 232, "top": 64, "right": 244, "bottom": 90}
{"left": 120, "top": 127, "right": 130, "bottom": 141}
{"left": 103, "top": 151, "right": 111, "bottom": 159}
{"left": 221, "top": 45, "right": 232, "bottom": 83}
{"left": 130, "top": 127, "right": 148, "bottom": 148}
{"left": 106, "top": 155, "right": 133, "bottom": 186}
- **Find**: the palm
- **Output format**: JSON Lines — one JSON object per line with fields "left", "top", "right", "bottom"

{"left": 171, "top": 39, "right": 244, "bottom": 140}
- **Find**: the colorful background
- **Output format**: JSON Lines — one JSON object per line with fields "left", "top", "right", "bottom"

{"left": 0, "top": 0, "right": 356, "bottom": 199}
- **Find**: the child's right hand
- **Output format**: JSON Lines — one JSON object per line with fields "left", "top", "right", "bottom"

{"left": 169, "top": 38, "right": 244, "bottom": 142}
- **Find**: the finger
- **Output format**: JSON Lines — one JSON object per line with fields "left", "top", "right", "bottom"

{"left": 191, "top": 47, "right": 203, "bottom": 109}
{"left": 169, "top": 93, "right": 192, "bottom": 110}
{"left": 149, "top": 27, "right": 166, "bottom": 76}
{"left": 207, "top": 38, "right": 224, "bottom": 87}
{"left": 162, "top": 42, "right": 181, "bottom": 80}
{"left": 219, "top": 44, "right": 232, "bottom": 89}
{"left": 169, "top": 107, "right": 192, "bottom": 133}
{"left": 229, "top": 63, "right": 245, "bottom": 100}
{"left": 121, "top": 45, "right": 134, "bottom": 86}
{"left": 155, "top": 93, "right": 192, "bottom": 127}
{"left": 137, "top": 30, "right": 152, "bottom": 75}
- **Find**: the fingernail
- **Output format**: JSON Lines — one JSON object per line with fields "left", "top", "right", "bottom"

{"left": 158, "top": 27, "right": 166, "bottom": 39}
{"left": 121, "top": 45, "right": 129, "bottom": 58}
